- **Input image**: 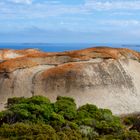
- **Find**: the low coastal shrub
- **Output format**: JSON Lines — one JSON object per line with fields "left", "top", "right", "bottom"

{"left": 0, "top": 96, "right": 53, "bottom": 124}
{"left": 0, "top": 95, "right": 140, "bottom": 140}
{"left": 0, "top": 123, "right": 58, "bottom": 140}
{"left": 53, "top": 96, "right": 77, "bottom": 120}
{"left": 97, "top": 130, "right": 140, "bottom": 140}
{"left": 75, "top": 104, "right": 123, "bottom": 135}
{"left": 122, "top": 114, "right": 140, "bottom": 132}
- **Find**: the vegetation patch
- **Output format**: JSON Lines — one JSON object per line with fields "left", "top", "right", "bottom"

{"left": 0, "top": 95, "right": 140, "bottom": 140}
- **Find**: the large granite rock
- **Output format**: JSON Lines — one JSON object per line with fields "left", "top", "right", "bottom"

{"left": 0, "top": 47, "right": 140, "bottom": 114}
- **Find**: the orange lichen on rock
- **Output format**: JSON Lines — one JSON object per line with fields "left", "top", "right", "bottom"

{"left": 118, "top": 48, "right": 140, "bottom": 60}
{"left": 0, "top": 47, "right": 139, "bottom": 73}
{"left": 26, "top": 52, "right": 52, "bottom": 58}
{"left": 0, "top": 57, "right": 38, "bottom": 72}
{"left": 138, "top": 51, "right": 140, "bottom": 56}
{"left": 20, "top": 47, "right": 140, "bottom": 62}
{"left": 0, "top": 49, "right": 22, "bottom": 60}
{"left": 26, "top": 47, "right": 138, "bottom": 61}
{"left": 42, "top": 62, "right": 84, "bottom": 79}
{"left": 0, "top": 49, "right": 42, "bottom": 60}
{"left": 1, "top": 47, "right": 140, "bottom": 61}
{"left": 15, "top": 48, "right": 41, "bottom": 55}
{"left": 66, "top": 47, "right": 140, "bottom": 60}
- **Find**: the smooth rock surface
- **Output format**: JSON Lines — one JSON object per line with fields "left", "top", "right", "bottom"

{"left": 0, "top": 47, "right": 140, "bottom": 114}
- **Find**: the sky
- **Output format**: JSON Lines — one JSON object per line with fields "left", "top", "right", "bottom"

{"left": 0, "top": 0, "right": 140, "bottom": 43}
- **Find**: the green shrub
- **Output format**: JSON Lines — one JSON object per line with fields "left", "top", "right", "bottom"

{"left": 65, "top": 121, "right": 79, "bottom": 130}
{"left": 49, "top": 112, "right": 65, "bottom": 131}
{"left": 54, "top": 96, "right": 77, "bottom": 120}
{"left": 95, "top": 120, "right": 122, "bottom": 135}
{"left": 131, "top": 119, "right": 140, "bottom": 132}
{"left": 122, "top": 114, "right": 140, "bottom": 132}
{"left": 77, "top": 104, "right": 98, "bottom": 120}
{"left": 56, "top": 96, "right": 75, "bottom": 103}
{"left": 0, "top": 123, "right": 58, "bottom": 139}
{"left": 0, "top": 96, "right": 53, "bottom": 124}
{"left": 57, "top": 132, "right": 69, "bottom": 140}
{"left": 80, "top": 125, "right": 99, "bottom": 140}
{"left": 76, "top": 104, "right": 123, "bottom": 135}
{"left": 7, "top": 96, "right": 50, "bottom": 108}
{"left": 123, "top": 116, "right": 138, "bottom": 126}
{"left": 0, "top": 95, "right": 139, "bottom": 140}
{"left": 77, "top": 104, "right": 115, "bottom": 122}
{"left": 7, "top": 97, "right": 27, "bottom": 108}
{"left": 60, "top": 127, "right": 83, "bottom": 140}
{"left": 119, "top": 130, "right": 140, "bottom": 140}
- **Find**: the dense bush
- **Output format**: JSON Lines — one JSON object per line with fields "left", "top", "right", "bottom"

{"left": 98, "top": 130, "right": 140, "bottom": 140}
{"left": 122, "top": 114, "right": 140, "bottom": 132}
{"left": 0, "top": 96, "right": 53, "bottom": 124}
{"left": 0, "top": 123, "right": 57, "bottom": 139}
{"left": 0, "top": 95, "right": 140, "bottom": 140}
{"left": 54, "top": 96, "right": 77, "bottom": 120}
{"left": 75, "top": 104, "right": 123, "bottom": 135}
{"left": 132, "top": 119, "right": 140, "bottom": 132}
{"left": 123, "top": 115, "right": 138, "bottom": 126}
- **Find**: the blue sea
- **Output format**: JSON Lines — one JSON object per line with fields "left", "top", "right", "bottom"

{"left": 0, "top": 43, "right": 139, "bottom": 52}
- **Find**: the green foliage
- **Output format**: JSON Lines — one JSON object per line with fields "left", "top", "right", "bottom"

{"left": 80, "top": 125, "right": 99, "bottom": 140}
{"left": 98, "top": 130, "right": 140, "bottom": 140}
{"left": 95, "top": 120, "right": 122, "bottom": 135}
{"left": 54, "top": 96, "right": 77, "bottom": 120}
{"left": 76, "top": 104, "right": 123, "bottom": 135}
{"left": 57, "top": 132, "right": 69, "bottom": 140}
{"left": 7, "top": 96, "right": 50, "bottom": 108}
{"left": 49, "top": 113, "right": 79, "bottom": 131}
{"left": 0, "top": 96, "right": 53, "bottom": 124}
{"left": 7, "top": 97, "right": 27, "bottom": 108}
{"left": 77, "top": 104, "right": 98, "bottom": 119}
{"left": 60, "top": 127, "right": 83, "bottom": 140}
{"left": 0, "top": 123, "right": 83, "bottom": 140}
{"left": 77, "top": 104, "right": 115, "bottom": 121}
{"left": 0, "top": 95, "right": 140, "bottom": 140}
{"left": 0, "top": 123, "right": 58, "bottom": 140}
{"left": 123, "top": 115, "right": 138, "bottom": 126}
{"left": 49, "top": 112, "right": 65, "bottom": 131}
{"left": 119, "top": 130, "right": 140, "bottom": 140}
{"left": 131, "top": 118, "right": 140, "bottom": 132}
{"left": 122, "top": 114, "right": 140, "bottom": 132}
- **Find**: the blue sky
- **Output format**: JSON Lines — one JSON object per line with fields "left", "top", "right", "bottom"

{"left": 0, "top": 0, "right": 140, "bottom": 43}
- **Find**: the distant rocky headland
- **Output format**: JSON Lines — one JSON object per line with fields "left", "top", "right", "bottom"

{"left": 0, "top": 47, "right": 140, "bottom": 115}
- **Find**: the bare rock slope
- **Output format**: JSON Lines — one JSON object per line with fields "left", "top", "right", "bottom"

{"left": 0, "top": 47, "right": 140, "bottom": 114}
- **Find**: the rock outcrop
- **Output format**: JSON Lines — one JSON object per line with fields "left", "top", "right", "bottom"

{"left": 0, "top": 47, "right": 140, "bottom": 115}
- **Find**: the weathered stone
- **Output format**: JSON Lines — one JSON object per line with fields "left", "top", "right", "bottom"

{"left": 0, "top": 47, "right": 140, "bottom": 115}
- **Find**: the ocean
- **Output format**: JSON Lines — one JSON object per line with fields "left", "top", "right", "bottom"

{"left": 0, "top": 43, "right": 139, "bottom": 52}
